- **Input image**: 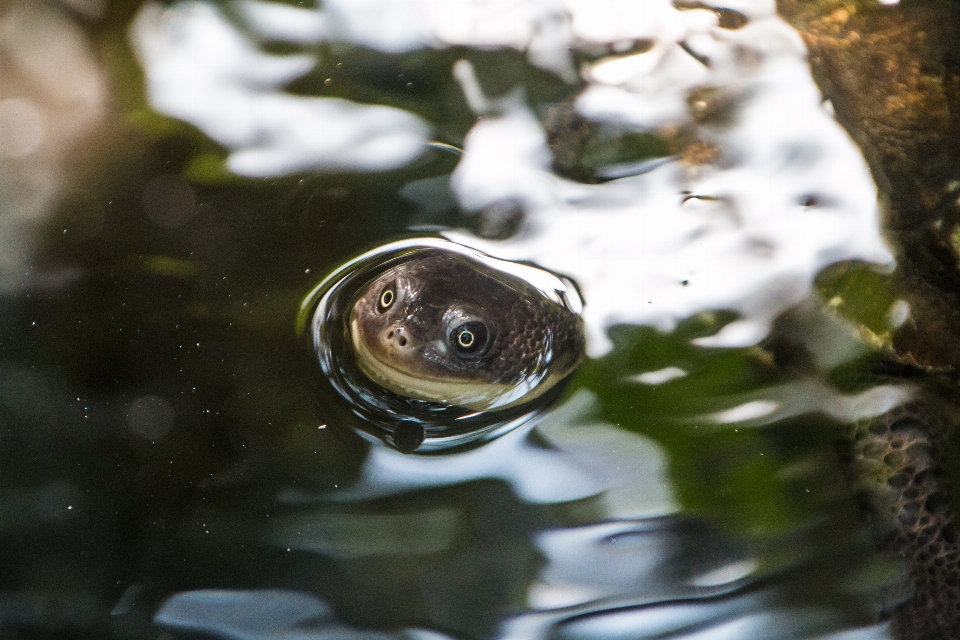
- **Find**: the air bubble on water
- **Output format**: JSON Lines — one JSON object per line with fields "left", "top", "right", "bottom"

{"left": 126, "top": 394, "right": 175, "bottom": 441}
{"left": 888, "top": 299, "right": 910, "bottom": 329}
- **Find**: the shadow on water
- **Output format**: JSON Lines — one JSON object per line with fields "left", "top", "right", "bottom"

{"left": 2, "top": 1, "right": 955, "bottom": 639}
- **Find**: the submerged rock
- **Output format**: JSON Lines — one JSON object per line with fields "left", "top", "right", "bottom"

{"left": 778, "top": 1, "right": 960, "bottom": 637}
{"left": 778, "top": 0, "right": 960, "bottom": 371}
{"left": 843, "top": 395, "right": 960, "bottom": 639}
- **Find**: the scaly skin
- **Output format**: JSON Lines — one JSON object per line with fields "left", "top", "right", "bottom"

{"left": 846, "top": 399, "right": 960, "bottom": 638}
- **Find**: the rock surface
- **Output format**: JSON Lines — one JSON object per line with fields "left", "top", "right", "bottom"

{"left": 777, "top": 1, "right": 960, "bottom": 637}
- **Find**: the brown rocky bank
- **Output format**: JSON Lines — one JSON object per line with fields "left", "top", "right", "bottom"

{"left": 777, "top": 1, "right": 960, "bottom": 637}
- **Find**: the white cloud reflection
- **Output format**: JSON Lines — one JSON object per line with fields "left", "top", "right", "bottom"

{"left": 129, "top": 2, "right": 432, "bottom": 177}
{"left": 443, "top": 8, "right": 891, "bottom": 355}
{"left": 132, "top": 0, "right": 892, "bottom": 356}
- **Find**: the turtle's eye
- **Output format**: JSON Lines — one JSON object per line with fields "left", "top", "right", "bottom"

{"left": 449, "top": 321, "right": 489, "bottom": 357}
{"left": 377, "top": 286, "right": 395, "bottom": 313}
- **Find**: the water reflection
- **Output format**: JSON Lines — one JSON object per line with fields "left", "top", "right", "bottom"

{"left": 154, "top": 587, "right": 893, "bottom": 640}
{"left": 130, "top": 2, "right": 431, "bottom": 176}
{"left": 155, "top": 589, "right": 424, "bottom": 640}
{"left": 0, "top": 0, "right": 935, "bottom": 639}
{"left": 128, "top": 0, "right": 903, "bottom": 637}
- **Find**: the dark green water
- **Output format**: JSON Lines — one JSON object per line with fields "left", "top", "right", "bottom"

{"left": 0, "top": 193, "right": 894, "bottom": 638}
{"left": 0, "top": 2, "right": 915, "bottom": 639}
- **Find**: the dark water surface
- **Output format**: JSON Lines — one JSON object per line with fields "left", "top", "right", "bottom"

{"left": 0, "top": 1, "right": 914, "bottom": 638}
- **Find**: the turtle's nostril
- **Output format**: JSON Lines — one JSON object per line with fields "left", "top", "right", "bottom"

{"left": 385, "top": 326, "right": 410, "bottom": 349}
